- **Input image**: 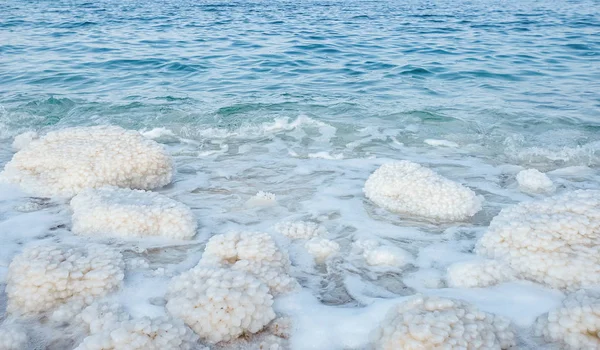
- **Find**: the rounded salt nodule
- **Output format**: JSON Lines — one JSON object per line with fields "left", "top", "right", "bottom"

{"left": 352, "top": 239, "right": 410, "bottom": 268}
{"left": 371, "top": 295, "right": 516, "bottom": 350}
{"left": 6, "top": 243, "right": 124, "bottom": 316}
{"left": 476, "top": 190, "right": 600, "bottom": 291}
{"left": 446, "top": 259, "right": 516, "bottom": 288}
{"left": 11, "top": 131, "right": 38, "bottom": 151}
{"left": 0, "top": 126, "right": 173, "bottom": 198}
{"left": 0, "top": 324, "right": 28, "bottom": 350}
{"left": 70, "top": 186, "right": 197, "bottom": 240}
{"left": 363, "top": 161, "right": 482, "bottom": 222}
{"left": 274, "top": 221, "right": 327, "bottom": 240}
{"left": 75, "top": 316, "right": 199, "bottom": 350}
{"left": 304, "top": 237, "right": 340, "bottom": 263}
{"left": 166, "top": 266, "right": 276, "bottom": 344}
{"left": 516, "top": 169, "right": 554, "bottom": 194}
{"left": 198, "top": 231, "right": 298, "bottom": 295}
{"left": 535, "top": 289, "right": 600, "bottom": 349}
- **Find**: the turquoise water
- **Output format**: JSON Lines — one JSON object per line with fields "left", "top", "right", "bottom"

{"left": 1, "top": 1, "right": 600, "bottom": 349}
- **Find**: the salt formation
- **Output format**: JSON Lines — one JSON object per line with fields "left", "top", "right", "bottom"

{"left": 371, "top": 295, "right": 515, "bottom": 349}
{"left": 446, "top": 260, "right": 516, "bottom": 288}
{"left": 11, "top": 131, "right": 38, "bottom": 151}
{"left": 0, "top": 324, "right": 28, "bottom": 350}
{"left": 0, "top": 126, "right": 173, "bottom": 197}
{"left": 274, "top": 221, "right": 327, "bottom": 240}
{"left": 166, "top": 266, "right": 276, "bottom": 344}
{"left": 80, "top": 302, "right": 131, "bottom": 334}
{"left": 304, "top": 237, "right": 340, "bottom": 263}
{"left": 535, "top": 290, "right": 600, "bottom": 349}
{"left": 363, "top": 161, "right": 482, "bottom": 221}
{"left": 198, "top": 231, "right": 298, "bottom": 295}
{"left": 516, "top": 168, "right": 554, "bottom": 193}
{"left": 245, "top": 191, "right": 277, "bottom": 207}
{"left": 76, "top": 315, "right": 198, "bottom": 350}
{"left": 476, "top": 190, "right": 600, "bottom": 290}
{"left": 71, "top": 187, "right": 196, "bottom": 239}
{"left": 352, "top": 239, "right": 411, "bottom": 267}
{"left": 6, "top": 243, "right": 124, "bottom": 315}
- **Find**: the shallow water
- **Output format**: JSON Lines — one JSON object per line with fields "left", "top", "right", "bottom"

{"left": 1, "top": 0, "right": 599, "bottom": 348}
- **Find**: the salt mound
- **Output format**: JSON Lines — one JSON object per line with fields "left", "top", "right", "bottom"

{"left": 166, "top": 266, "right": 275, "bottom": 344}
{"left": 516, "top": 169, "right": 554, "bottom": 193}
{"left": 352, "top": 239, "right": 411, "bottom": 267}
{"left": 274, "top": 221, "right": 327, "bottom": 240}
{"left": 6, "top": 243, "right": 124, "bottom": 315}
{"left": 447, "top": 260, "right": 516, "bottom": 288}
{"left": 535, "top": 290, "right": 600, "bottom": 349}
{"left": 11, "top": 131, "right": 38, "bottom": 151}
{"left": 0, "top": 126, "right": 173, "bottom": 197}
{"left": 71, "top": 187, "right": 196, "bottom": 240}
{"left": 198, "top": 231, "right": 298, "bottom": 295}
{"left": 476, "top": 190, "right": 600, "bottom": 290}
{"left": 371, "top": 295, "right": 515, "bottom": 349}
{"left": 363, "top": 161, "right": 482, "bottom": 221}
{"left": 76, "top": 314, "right": 199, "bottom": 350}
{"left": 0, "top": 324, "right": 27, "bottom": 350}
{"left": 304, "top": 237, "right": 340, "bottom": 263}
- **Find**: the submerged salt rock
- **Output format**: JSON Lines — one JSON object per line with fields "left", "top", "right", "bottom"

{"left": 516, "top": 168, "right": 554, "bottom": 193}
{"left": 447, "top": 259, "right": 516, "bottom": 288}
{"left": 245, "top": 191, "right": 277, "bottom": 207}
{"left": 198, "top": 231, "right": 298, "bottom": 295}
{"left": 166, "top": 266, "right": 275, "bottom": 344}
{"left": 364, "top": 161, "right": 482, "bottom": 222}
{"left": 304, "top": 237, "right": 340, "bottom": 263}
{"left": 371, "top": 295, "right": 515, "bottom": 350}
{"left": 6, "top": 243, "right": 124, "bottom": 315}
{"left": 71, "top": 187, "right": 196, "bottom": 240}
{"left": 535, "top": 290, "right": 600, "bottom": 349}
{"left": 476, "top": 190, "right": 600, "bottom": 290}
{"left": 274, "top": 221, "right": 327, "bottom": 240}
{"left": 0, "top": 126, "right": 173, "bottom": 198}
{"left": 352, "top": 239, "right": 411, "bottom": 267}
{"left": 11, "top": 131, "right": 38, "bottom": 151}
{"left": 0, "top": 324, "right": 28, "bottom": 350}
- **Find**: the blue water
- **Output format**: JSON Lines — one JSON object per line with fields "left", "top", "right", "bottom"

{"left": 1, "top": 0, "right": 599, "bottom": 141}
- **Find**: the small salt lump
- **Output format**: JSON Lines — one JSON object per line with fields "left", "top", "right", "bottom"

{"left": 363, "top": 161, "right": 482, "bottom": 222}
{"left": 166, "top": 266, "right": 276, "bottom": 344}
{"left": 304, "top": 237, "right": 340, "bottom": 263}
{"left": 6, "top": 243, "right": 124, "bottom": 315}
{"left": 0, "top": 125, "right": 173, "bottom": 198}
{"left": 71, "top": 186, "right": 196, "bottom": 240}
{"left": 274, "top": 221, "right": 327, "bottom": 240}
{"left": 371, "top": 295, "right": 515, "bottom": 349}
{"left": 516, "top": 168, "right": 554, "bottom": 193}
{"left": 535, "top": 289, "right": 600, "bottom": 349}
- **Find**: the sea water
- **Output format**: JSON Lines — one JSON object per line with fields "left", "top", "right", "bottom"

{"left": 0, "top": 0, "right": 599, "bottom": 348}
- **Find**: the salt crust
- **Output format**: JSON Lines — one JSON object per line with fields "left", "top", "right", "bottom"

{"left": 0, "top": 126, "right": 173, "bottom": 197}
{"left": 71, "top": 186, "right": 196, "bottom": 239}
{"left": 364, "top": 161, "right": 482, "bottom": 221}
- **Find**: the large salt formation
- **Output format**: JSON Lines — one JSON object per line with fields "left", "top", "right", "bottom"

{"left": 6, "top": 244, "right": 124, "bottom": 316}
{"left": 71, "top": 187, "right": 196, "bottom": 239}
{"left": 1, "top": 126, "right": 173, "bottom": 197}
{"left": 535, "top": 290, "right": 600, "bottom": 349}
{"left": 197, "top": 231, "right": 298, "bottom": 295}
{"left": 166, "top": 266, "right": 276, "bottom": 344}
{"left": 471, "top": 190, "right": 600, "bottom": 290}
{"left": 371, "top": 295, "right": 515, "bottom": 350}
{"left": 364, "top": 161, "right": 482, "bottom": 222}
